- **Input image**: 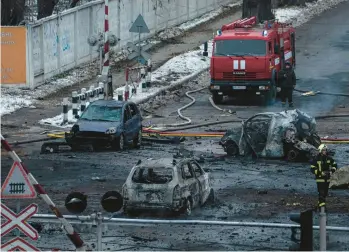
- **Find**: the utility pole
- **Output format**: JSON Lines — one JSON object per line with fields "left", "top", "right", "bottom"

{"left": 319, "top": 206, "right": 326, "bottom": 251}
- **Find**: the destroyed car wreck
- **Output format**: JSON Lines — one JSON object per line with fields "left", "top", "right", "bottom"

{"left": 220, "top": 109, "right": 321, "bottom": 161}
{"left": 122, "top": 158, "right": 214, "bottom": 216}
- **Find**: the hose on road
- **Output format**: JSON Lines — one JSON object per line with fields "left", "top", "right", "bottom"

{"left": 148, "top": 86, "right": 208, "bottom": 129}
{"left": 294, "top": 88, "right": 349, "bottom": 97}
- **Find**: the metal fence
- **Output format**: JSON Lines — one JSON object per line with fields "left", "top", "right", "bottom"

{"left": 29, "top": 213, "right": 349, "bottom": 251}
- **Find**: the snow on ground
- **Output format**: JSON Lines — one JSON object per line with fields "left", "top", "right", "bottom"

{"left": 38, "top": 0, "right": 348, "bottom": 128}
{"left": 0, "top": 67, "right": 94, "bottom": 117}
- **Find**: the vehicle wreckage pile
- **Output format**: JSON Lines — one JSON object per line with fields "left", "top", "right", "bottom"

{"left": 220, "top": 109, "right": 321, "bottom": 161}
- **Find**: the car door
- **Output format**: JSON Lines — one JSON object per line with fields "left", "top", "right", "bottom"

{"left": 190, "top": 161, "right": 209, "bottom": 204}
{"left": 128, "top": 103, "right": 141, "bottom": 138}
{"left": 181, "top": 162, "right": 200, "bottom": 207}
{"left": 123, "top": 105, "right": 133, "bottom": 142}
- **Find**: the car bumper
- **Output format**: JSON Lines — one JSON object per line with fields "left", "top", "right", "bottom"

{"left": 65, "top": 132, "right": 117, "bottom": 145}
{"left": 209, "top": 80, "right": 273, "bottom": 96}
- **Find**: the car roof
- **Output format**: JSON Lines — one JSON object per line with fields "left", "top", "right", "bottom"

{"left": 137, "top": 158, "right": 175, "bottom": 168}
{"left": 90, "top": 99, "right": 135, "bottom": 107}
{"left": 136, "top": 157, "right": 194, "bottom": 169}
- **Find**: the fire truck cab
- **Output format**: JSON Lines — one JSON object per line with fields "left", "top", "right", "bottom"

{"left": 208, "top": 16, "right": 296, "bottom": 105}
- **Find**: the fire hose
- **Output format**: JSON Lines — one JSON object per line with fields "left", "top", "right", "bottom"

{"left": 148, "top": 86, "right": 207, "bottom": 128}
{"left": 294, "top": 88, "right": 349, "bottom": 97}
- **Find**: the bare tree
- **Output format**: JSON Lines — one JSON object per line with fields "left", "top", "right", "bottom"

{"left": 242, "top": 0, "right": 275, "bottom": 23}
{"left": 1, "top": 0, "right": 25, "bottom": 25}
{"left": 37, "top": 0, "right": 58, "bottom": 20}
{"left": 70, "top": 0, "right": 80, "bottom": 8}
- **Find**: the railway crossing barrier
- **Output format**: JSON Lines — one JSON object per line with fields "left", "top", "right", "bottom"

{"left": 0, "top": 134, "right": 88, "bottom": 251}
{"left": 29, "top": 213, "right": 349, "bottom": 251}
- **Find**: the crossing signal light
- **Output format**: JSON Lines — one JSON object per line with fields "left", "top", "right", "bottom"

{"left": 289, "top": 209, "right": 313, "bottom": 251}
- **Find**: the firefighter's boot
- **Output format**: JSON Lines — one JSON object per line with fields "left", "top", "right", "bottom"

{"left": 289, "top": 102, "right": 294, "bottom": 108}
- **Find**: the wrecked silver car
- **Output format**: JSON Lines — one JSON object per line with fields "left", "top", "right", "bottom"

{"left": 220, "top": 109, "right": 321, "bottom": 161}
{"left": 122, "top": 158, "right": 214, "bottom": 216}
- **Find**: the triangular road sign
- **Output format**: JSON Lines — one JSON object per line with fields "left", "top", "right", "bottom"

{"left": 1, "top": 161, "right": 37, "bottom": 199}
{"left": 129, "top": 14, "right": 150, "bottom": 33}
{"left": 1, "top": 237, "right": 41, "bottom": 251}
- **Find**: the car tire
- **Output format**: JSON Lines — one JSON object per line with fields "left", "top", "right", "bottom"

{"left": 206, "top": 189, "right": 215, "bottom": 205}
{"left": 133, "top": 129, "right": 142, "bottom": 149}
{"left": 113, "top": 134, "right": 125, "bottom": 151}
{"left": 226, "top": 141, "right": 239, "bottom": 156}
{"left": 183, "top": 198, "right": 192, "bottom": 216}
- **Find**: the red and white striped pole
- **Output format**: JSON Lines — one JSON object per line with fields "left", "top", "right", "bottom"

{"left": 0, "top": 135, "right": 87, "bottom": 251}
{"left": 103, "top": 0, "right": 109, "bottom": 70}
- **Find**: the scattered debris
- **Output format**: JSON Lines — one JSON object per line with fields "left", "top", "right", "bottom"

{"left": 330, "top": 166, "right": 349, "bottom": 189}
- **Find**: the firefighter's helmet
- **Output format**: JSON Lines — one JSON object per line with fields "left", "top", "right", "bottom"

{"left": 318, "top": 144, "right": 328, "bottom": 153}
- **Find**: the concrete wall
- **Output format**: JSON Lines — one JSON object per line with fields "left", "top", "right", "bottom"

{"left": 26, "top": 0, "right": 236, "bottom": 89}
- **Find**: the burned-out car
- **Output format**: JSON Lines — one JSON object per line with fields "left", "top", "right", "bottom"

{"left": 65, "top": 100, "right": 142, "bottom": 151}
{"left": 220, "top": 109, "right": 321, "bottom": 161}
{"left": 122, "top": 158, "right": 214, "bottom": 216}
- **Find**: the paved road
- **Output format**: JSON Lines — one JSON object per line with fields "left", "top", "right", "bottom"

{"left": 1, "top": 1, "right": 349, "bottom": 251}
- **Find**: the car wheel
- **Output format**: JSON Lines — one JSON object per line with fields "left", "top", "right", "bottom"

{"left": 286, "top": 148, "right": 299, "bottom": 161}
{"left": 113, "top": 134, "right": 125, "bottom": 151}
{"left": 226, "top": 141, "right": 239, "bottom": 156}
{"left": 184, "top": 198, "right": 192, "bottom": 216}
{"left": 206, "top": 189, "right": 215, "bottom": 205}
{"left": 133, "top": 129, "right": 142, "bottom": 148}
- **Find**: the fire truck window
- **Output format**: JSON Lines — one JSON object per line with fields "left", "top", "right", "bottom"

{"left": 214, "top": 39, "right": 266, "bottom": 56}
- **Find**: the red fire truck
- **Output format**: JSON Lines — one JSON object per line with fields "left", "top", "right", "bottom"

{"left": 207, "top": 16, "right": 296, "bottom": 105}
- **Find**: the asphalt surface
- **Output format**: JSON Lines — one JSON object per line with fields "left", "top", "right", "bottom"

{"left": 1, "top": 1, "right": 349, "bottom": 251}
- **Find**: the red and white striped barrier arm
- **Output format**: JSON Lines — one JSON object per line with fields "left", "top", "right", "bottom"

{"left": 103, "top": 0, "right": 109, "bottom": 70}
{"left": 0, "top": 134, "right": 87, "bottom": 251}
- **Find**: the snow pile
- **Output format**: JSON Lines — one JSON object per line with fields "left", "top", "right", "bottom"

{"left": 157, "top": 1, "right": 242, "bottom": 40}
{"left": 0, "top": 67, "right": 94, "bottom": 116}
{"left": 275, "top": 0, "right": 348, "bottom": 27}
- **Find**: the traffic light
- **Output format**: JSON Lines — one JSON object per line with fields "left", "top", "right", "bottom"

{"left": 289, "top": 209, "right": 313, "bottom": 251}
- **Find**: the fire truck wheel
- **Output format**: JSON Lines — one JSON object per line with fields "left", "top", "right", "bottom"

{"left": 212, "top": 94, "right": 223, "bottom": 104}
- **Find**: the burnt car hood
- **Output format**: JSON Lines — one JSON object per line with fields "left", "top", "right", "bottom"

{"left": 75, "top": 119, "right": 121, "bottom": 133}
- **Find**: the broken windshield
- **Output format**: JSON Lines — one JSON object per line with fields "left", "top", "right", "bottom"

{"left": 214, "top": 39, "right": 266, "bottom": 56}
{"left": 132, "top": 167, "right": 173, "bottom": 184}
{"left": 80, "top": 105, "right": 122, "bottom": 122}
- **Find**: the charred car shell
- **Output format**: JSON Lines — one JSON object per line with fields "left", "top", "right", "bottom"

{"left": 65, "top": 100, "right": 142, "bottom": 151}
{"left": 122, "top": 158, "right": 214, "bottom": 216}
{"left": 220, "top": 109, "right": 321, "bottom": 161}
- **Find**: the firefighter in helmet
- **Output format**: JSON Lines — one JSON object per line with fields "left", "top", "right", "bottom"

{"left": 279, "top": 62, "right": 296, "bottom": 108}
{"left": 310, "top": 144, "right": 337, "bottom": 208}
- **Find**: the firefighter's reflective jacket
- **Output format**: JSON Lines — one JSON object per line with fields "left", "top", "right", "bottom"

{"left": 310, "top": 154, "right": 337, "bottom": 182}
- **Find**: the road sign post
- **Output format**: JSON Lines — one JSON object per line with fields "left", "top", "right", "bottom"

{"left": 1, "top": 161, "right": 37, "bottom": 199}
{"left": 1, "top": 203, "right": 40, "bottom": 251}
{"left": 128, "top": 14, "right": 152, "bottom": 92}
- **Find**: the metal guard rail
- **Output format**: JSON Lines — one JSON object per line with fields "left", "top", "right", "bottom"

{"left": 31, "top": 214, "right": 349, "bottom": 232}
